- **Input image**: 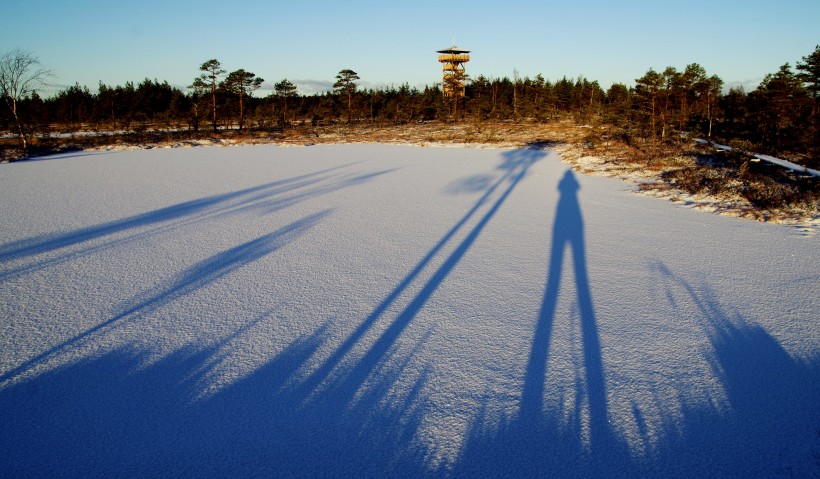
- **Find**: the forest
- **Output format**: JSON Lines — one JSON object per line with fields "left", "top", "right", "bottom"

{"left": 1, "top": 46, "right": 818, "bottom": 170}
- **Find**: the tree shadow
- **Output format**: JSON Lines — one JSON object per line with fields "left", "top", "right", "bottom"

{"left": 25, "top": 149, "right": 115, "bottom": 162}
{"left": 0, "top": 210, "right": 332, "bottom": 384}
{"left": 4, "top": 151, "right": 815, "bottom": 477}
{"left": 0, "top": 161, "right": 386, "bottom": 281}
{"left": 291, "top": 146, "right": 545, "bottom": 407}
{"left": 0, "top": 322, "right": 330, "bottom": 476}
{"left": 0, "top": 147, "right": 544, "bottom": 477}
{"left": 642, "top": 263, "right": 820, "bottom": 478}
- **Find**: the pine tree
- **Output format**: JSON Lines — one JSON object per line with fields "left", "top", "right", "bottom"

{"left": 755, "top": 64, "right": 806, "bottom": 151}
{"left": 197, "top": 59, "right": 225, "bottom": 132}
{"left": 223, "top": 69, "right": 264, "bottom": 130}
{"left": 796, "top": 45, "right": 820, "bottom": 114}
{"left": 187, "top": 77, "right": 209, "bottom": 132}
{"left": 333, "top": 69, "right": 359, "bottom": 123}
{"left": 633, "top": 69, "right": 664, "bottom": 149}
{"left": 274, "top": 79, "right": 298, "bottom": 125}
{"left": 695, "top": 74, "right": 723, "bottom": 139}
{"left": 796, "top": 45, "right": 820, "bottom": 156}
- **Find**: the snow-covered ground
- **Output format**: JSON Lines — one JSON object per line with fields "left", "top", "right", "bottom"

{"left": 1, "top": 144, "right": 817, "bottom": 478}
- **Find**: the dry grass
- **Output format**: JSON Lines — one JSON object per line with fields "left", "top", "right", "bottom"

{"left": 558, "top": 138, "right": 818, "bottom": 227}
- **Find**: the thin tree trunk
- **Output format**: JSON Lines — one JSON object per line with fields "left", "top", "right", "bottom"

{"left": 239, "top": 90, "right": 244, "bottom": 130}
{"left": 651, "top": 95, "right": 657, "bottom": 152}
{"left": 707, "top": 98, "right": 713, "bottom": 138}
{"left": 211, "top": 82, "right": 217, "bottom": 132}
{"left": 6, "top": 97, "right": 27, "bottom": 151}
{"left": 513, "top": 84, "right": 518, "bottom": 119}
{"left": 534, "top": 91, "right": 539, "bottom": 120}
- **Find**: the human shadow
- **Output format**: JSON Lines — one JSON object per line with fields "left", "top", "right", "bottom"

{"left": 451, "top": 243, "right": 819, "bottom": 477}
{"left": 450, "top": 169, "right": 630, "bottom": 477}
{"left": 520, "top": 169, "right": 608, "bottom": 445}
{"left": 3, "top": 153, "right": 818, "bottom": 477}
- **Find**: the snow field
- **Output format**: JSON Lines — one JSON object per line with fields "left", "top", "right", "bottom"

{"left": 0, "top": 144, "right": 817, "bottom": 477}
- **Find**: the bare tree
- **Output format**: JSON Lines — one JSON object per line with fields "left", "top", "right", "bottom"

{"left": 0, "top": 49, "right": 52, "bottom": 153}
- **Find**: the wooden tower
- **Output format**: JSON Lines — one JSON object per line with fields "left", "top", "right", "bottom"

{"left": 437, "top": 45, "right": 470, "bottom": 116}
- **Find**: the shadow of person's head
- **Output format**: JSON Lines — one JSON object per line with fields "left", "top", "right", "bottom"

{"left": 558, "top": 169, "right": 580, "bottom": 195}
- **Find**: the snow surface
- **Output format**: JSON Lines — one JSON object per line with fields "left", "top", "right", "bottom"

{"left": 1, "top": 144, "right": 818, "bottom": 478}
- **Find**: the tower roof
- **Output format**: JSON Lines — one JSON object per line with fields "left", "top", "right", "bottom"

{"left": 436, "top": 45, "right": 470, "bottom": 54}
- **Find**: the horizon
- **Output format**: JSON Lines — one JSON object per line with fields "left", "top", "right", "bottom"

{"left": 1, "top": 0, "right": 818, "bottom": 97}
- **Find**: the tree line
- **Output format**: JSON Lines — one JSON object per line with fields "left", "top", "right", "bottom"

{"left": 2, "top": 47, "right": 818, "bottom": 163}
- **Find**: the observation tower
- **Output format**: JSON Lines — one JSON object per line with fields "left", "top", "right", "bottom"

{"left": 437, "top": 45, "right": 470, "bottom": 98}
{"left": 437, "top": 45, "right": 470, "bottom": 117}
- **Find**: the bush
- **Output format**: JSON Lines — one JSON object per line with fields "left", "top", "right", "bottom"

{"left": 662, "top": 150, "right": 819, "bottom": 211}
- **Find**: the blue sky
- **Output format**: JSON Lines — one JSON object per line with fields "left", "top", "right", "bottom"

{"left": 2, "top": 0, "right": 817, "bottom": 96}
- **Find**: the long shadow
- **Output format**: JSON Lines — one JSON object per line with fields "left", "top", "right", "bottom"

{"left": 240, "top": 168, "right": 400, "bottom": 217}
{"left": 0, "top": 321, "right": 436, "bottom": 477}
{"left": 0, "top": 166, "right": 338, "bottom": 260}
{"left": 0, "top": 162, "right": 378, "bottom": 281}
{"left": 293, "top": 147, "right": 545, "bottom": 404}
{"left": 21, "top": 150, "right": 113, "bottom": 162}
{"left": 0, "top": 148, "right": 553, "bottom": 476}
{"left": 643, "top": 263, "right": 820, "bottom": 478}
{"left": 0, "top": 319, "right": 332, "bottom": 476}
{"left": 0, "top": 210, "right": 332, "bottom": 385}
{"left": 451, "top": 240, "right": 818, "bottom": 477}
{"left": 2, "top": 154, "right": 597, "bottom": 478}
{"left": 4, "top": 154, "right": 818, "bottom": 476}
{"left": 449, "top": 169, "right": 629, "bottom": 477}
{"left": 520, "top": 169, "right": 609, "bottom": 447}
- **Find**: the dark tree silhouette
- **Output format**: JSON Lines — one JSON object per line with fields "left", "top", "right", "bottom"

{"left": 223, "top": 69, "right": 263, "bottom": 130}
{"left": 334, "top": 69, "right": 359, "bottom": 123}
{"left": 197, "top": 59, "right": 225, "bottom": 132}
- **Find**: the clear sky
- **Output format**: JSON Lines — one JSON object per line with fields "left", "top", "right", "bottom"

{"left": 2, "top": 0, "right": 818, "bottom": 97}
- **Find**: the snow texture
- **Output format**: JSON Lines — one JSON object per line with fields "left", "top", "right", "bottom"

{"left": 1, "top": 144, "right": 818, "bottom": 478}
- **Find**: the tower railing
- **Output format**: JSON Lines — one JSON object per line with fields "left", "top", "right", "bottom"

{"left": 438, "top": 54, "right": 470, "bottom": 63}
